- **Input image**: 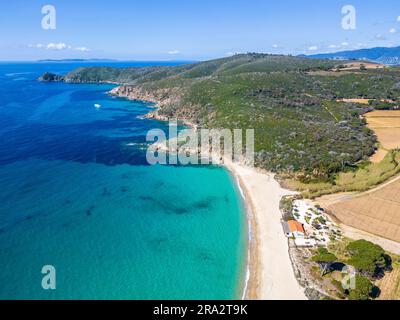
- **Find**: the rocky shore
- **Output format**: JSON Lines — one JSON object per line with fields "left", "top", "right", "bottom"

{"left": 109, "top": 85, "right": 201, "bottom": 127}
{"left": 109, "top": 85, "right": 180, "bottom": 107}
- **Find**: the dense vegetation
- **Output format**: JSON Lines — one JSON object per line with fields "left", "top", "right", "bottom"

{"left": 285, "top": 149, "right": 400, "bottom": 198}
{"left": 313, "top": 239, "right": 393, "bottom": 300}
{"left": 347, "top": 275, "right": 375, "bottom": 300}
{"left": 40, "top": 53, "right": 400, "bottom": 180}
{"left": 346, "top": 239, "right": 391, "bottom": 277}
{"left": 312, "top": 247, "right": 338, "bottom": 276}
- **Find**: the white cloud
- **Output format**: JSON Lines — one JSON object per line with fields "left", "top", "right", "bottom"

{"left": 308, "top": 46, "right": 318, "bottom": 51}
{"left": 75, "top": 46, "right": 91, "bottom": 52}
{"left": 375, "top": 34, "right": 387, "bottom": 40}
{"left": 29, "top": 44, "right": 44, "bottom": 48}
{"left": 328, "top": 44, "right": 339, "bottom": 49}
{"left": 46, "top": 42, "right": 68, "bottom": 50}
{"left": 167, "top": 50, "right": 180, "bottom": 55}
{"left": 341, "top": 42, "right": 349, "bottom": 46}
{"left": 390, "top": 28, "right": 397, "bottom": 33}
{"left": 397, "top": 16, "right": 400, "bottom": 22}
{"left": 28, "top": 42, "right": 91, "bottom": 52}
{"left": 272, "top": 44, "right": 279, "bottom": 48}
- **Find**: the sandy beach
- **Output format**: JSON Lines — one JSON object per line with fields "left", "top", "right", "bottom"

{"left": 110, "top": 88, "right": 307, "bottom": 299}
{"left": 225, "top": 161, "right": 306, "bottom": 300}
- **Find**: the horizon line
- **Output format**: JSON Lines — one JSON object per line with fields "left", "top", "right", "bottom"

{"left": 1, "top": 43, "right": 400, "bottom": 63}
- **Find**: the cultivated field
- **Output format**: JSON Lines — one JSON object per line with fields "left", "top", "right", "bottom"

{"left": 376, "top": 261, "right": 400, "bottom": 300}
{"left": 366, "top": 110, "right": 400, "bottom": 162}
{"left": 339, "top": 98, "right": 371, "bottom": 104}
{"left": 340, "top": 61, "right": 385, "bottom": 70}
{"left": 314, "top": 110, "right": 400, "bottom": 245}
{"left": 322, "top": 177, "right": 400, "bottom": 243}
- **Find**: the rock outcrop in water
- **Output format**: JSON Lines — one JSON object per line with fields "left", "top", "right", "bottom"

{"left": 38, "top": 72, "right": 65, "bottom": 82}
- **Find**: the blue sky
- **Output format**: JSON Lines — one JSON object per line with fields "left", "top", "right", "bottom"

{"left": 1, "top": 0, "right": 400, "bottom": 60}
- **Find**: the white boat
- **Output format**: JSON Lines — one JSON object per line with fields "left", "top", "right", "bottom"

{"left": 94, "top": 104, "right": 101, "bottom": 109}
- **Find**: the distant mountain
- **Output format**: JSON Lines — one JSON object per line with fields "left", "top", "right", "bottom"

{"left": 308, "top": 46, "right": 400, "bottom": 65}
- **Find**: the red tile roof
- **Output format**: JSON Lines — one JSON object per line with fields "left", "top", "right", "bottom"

{"left": 287, "top": 220, "right": 305, "bottom": 233}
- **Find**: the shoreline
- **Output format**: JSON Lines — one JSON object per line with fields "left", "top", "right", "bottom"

{"left": 225, "top": 160, "right": 307, "bottom": 300}
{"left": 227, "top": 167, "right": 256, "bottom": 300}
{"left": 109, "top": 86, "right": 307, "bottom": 300}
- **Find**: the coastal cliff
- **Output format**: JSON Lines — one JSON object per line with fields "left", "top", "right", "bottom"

{"left": 109, "top": 85, "right": 202, "bottom": 126}
{"left": 110, "top": 85, "right": 180, "bottom": 114}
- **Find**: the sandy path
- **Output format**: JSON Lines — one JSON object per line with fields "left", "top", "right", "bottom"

{"left": 340, "top": 224, "right": 400, "bottom": 255}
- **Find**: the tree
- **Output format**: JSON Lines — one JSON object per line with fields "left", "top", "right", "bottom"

{"left": 346, "top": 240, "right": 389, "bottom": 277}
{"left": 312, "top": 247, "right": 338, "bottom": 276}
{"left": 348, "top": 275, "right": 374, "bottom": 300}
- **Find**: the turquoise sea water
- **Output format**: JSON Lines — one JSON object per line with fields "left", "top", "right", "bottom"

{"left": 0, "top": 62, "right": 246, "bottom": 299}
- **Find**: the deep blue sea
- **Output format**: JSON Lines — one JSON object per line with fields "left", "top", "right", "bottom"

{"left": 0, "top": 61, "right": 246, "bottom": 299}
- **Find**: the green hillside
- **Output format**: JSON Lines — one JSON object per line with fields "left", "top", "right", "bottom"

{"left": 40, "top": 54, "right": 400, "bottom": 182}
